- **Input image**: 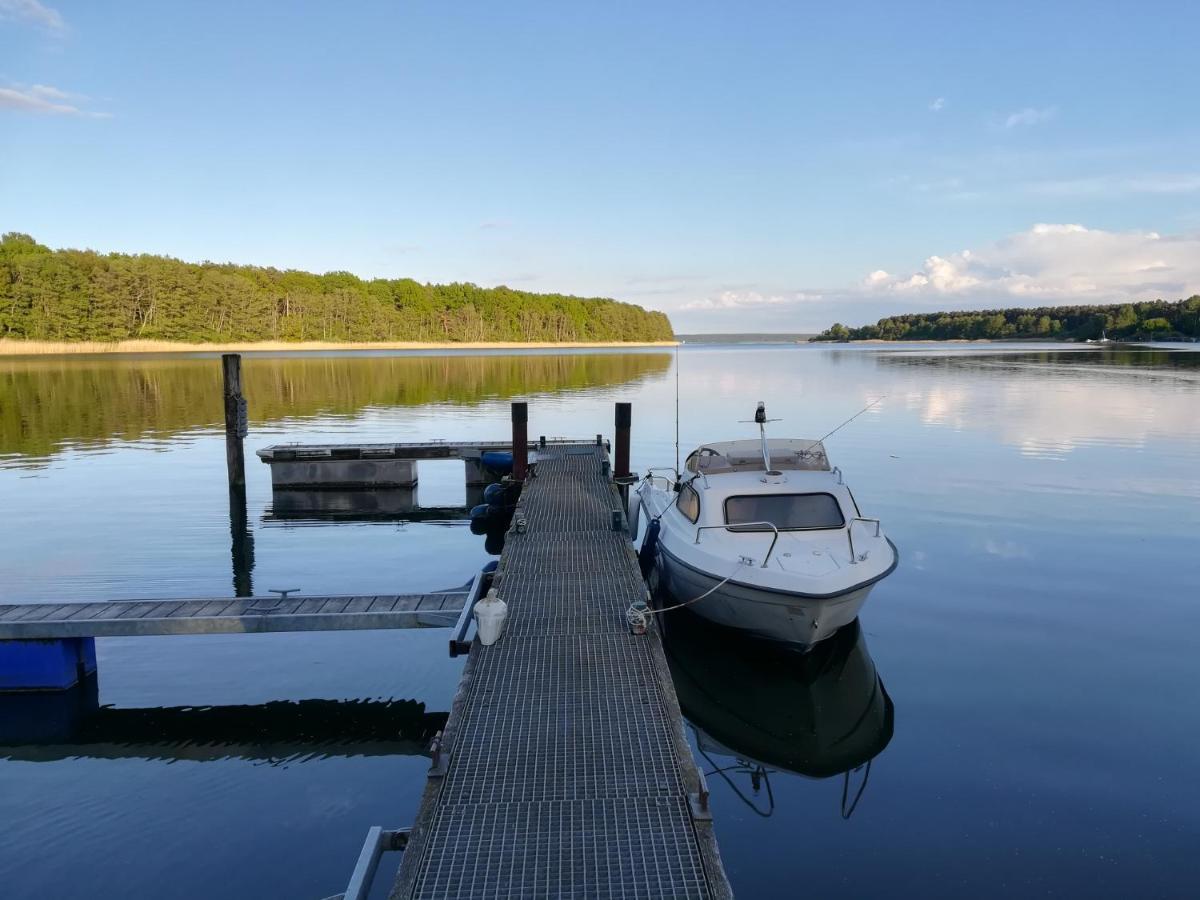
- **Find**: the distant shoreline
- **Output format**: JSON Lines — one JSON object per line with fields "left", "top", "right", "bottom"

{"left": 0, "top": 339, "right": 680, "bottom": 357}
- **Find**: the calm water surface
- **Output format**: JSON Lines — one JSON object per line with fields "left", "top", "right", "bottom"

{"left": 1, "top": 345, "right": 1198, "bottom": 899}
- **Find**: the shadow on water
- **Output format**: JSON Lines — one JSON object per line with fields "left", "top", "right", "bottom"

{"left": 0, "top": 679, "right": 447, "bottom": 764}
{"left": 0, "top": 351, "right": 671, "bottom": 465}
{"left": 663, "top": 609, "right": 894, "bottom": 819}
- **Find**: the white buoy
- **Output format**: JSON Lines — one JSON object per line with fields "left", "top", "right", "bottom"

{"left": 474, "top": 587, "right": 508, "bottom": 646}
{"left": 626, "top": 489, "right": 641, "bottom": 540}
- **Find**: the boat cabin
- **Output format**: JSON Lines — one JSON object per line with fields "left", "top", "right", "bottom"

{"left": 676, "top": 439, "right": 853, "bottom": 535}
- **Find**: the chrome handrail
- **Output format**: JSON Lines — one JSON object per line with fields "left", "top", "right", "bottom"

{"left": 847, "top": 516, "right": 882, "bottom": 564}
{"left": 644, "top": 466, "right": 680, "bottom": 488}
{"left": 694, "top": 521, "right": 781, "bottom": 568}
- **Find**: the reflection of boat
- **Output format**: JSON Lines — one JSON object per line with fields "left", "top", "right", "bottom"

{"left": 664, "top": 610, "right": 893, "bottom": 816}
{"left": 636, "top": 402, "right": 897, "bottom": 647}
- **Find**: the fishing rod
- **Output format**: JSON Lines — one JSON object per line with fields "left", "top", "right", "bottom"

{"left": 806, "top": 395, "right": 887, "bottom": 451}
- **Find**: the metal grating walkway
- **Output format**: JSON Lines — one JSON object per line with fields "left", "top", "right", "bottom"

{"left": 391, "top": 443, "right": 731, "bottom": 900}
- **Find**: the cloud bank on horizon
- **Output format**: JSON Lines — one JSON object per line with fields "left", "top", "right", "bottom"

{"left": 668, "top": 223, "right": 1200, "bottom": 331}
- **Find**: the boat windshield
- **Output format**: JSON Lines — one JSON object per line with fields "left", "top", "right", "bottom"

{"left": 724, "top": 493, "right": 845, "bottom": 531}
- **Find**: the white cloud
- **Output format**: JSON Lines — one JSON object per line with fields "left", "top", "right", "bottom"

{"left": 682, "top": 290, "right": 818, "bottom": 311}
{"left": 929, "top": 97, "right": 945, "bottom": 112}
{"left": 0, "top": 0, "right": 63, "bottom": 29}
{"left": 0, "top": 83, "right": 109, "bottom": 117}
{"left": 1004, "top": 106, "right": 1056, "bottom": 128}
{"left": 862, "top": 224, "right": 1200, "bottom": 302}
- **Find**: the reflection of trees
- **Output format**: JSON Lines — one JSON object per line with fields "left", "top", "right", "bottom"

{"left": 0, "top": 353, "right": 671, "bottom": 463}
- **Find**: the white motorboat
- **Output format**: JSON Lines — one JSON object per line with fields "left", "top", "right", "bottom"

{"left": 633, "top": 402, "right": 897, "bottom": 648}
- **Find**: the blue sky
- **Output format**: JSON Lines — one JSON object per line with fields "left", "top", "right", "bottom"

{"left": 2, "top": 1, "right": 1199, "bottom": 332}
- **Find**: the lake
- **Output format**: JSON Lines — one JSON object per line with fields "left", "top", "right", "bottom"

{"left": 1, "top": 344, "right": 1198, "bottom": 899}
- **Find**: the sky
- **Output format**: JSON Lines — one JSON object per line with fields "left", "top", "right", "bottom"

{"left": 2, "top": 0, "right": 1199, "bottom": 333}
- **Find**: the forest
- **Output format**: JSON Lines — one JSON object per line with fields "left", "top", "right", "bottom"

{"left": 0, "top": 233, "right": 675, "bottom": 344}
{"left": 813, "top": 297, "right": 1200, "bottom": 342}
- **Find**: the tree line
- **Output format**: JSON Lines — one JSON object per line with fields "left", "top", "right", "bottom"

{"left": 813, "top": 297, "right": 1200, "bottom": 342}
{"left": 0, "top": 233, "right": 675, "bottom": 344}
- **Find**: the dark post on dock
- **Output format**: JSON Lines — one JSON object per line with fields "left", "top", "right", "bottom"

{"left": 614, "top": 401, "right": 632, "bottom": 480}
{"left": 511, "top": 401, "right": 528, "bottom": 481}
{"left": 222, "top": 353, "right": 248, "bottom": 489}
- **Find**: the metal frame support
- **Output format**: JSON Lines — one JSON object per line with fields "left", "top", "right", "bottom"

{"left": 340, "top": 826, "right": 411, "bottom": 900}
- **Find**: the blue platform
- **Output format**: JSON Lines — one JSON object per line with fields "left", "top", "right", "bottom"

{"left": 0, "top": 638, "right": 97, "bottom": 692}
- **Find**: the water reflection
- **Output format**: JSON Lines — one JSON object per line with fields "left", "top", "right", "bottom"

{"left": 664, "top": 611, "right": 893, "bottom": 818}
{"left": 878, "top": 347, "right": 1200, "bottom": 460}
{"left": 0, "top": 680, "right": 446, "bottom": 763}
{"left": 229, "top": 485, "right": 256, "bottom": 596}
{"left": 0, "top": 351, "right": 671, "bottom": 466}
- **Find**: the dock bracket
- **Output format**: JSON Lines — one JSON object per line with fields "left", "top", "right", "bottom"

{"left": 427, "top": 730, "right": 449, "bottom": 777}
{"left": 688, "top": 768, "right": 713, "bottom": 822}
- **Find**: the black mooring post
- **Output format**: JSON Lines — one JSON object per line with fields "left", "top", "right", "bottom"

{"left": 614, "top": 402, "right": 631, "bottom": 480}
{"left": 222, "top": 354, "right": 247, "bottom": 490}
{"left": 512, "top": 402, "right": 528, "bottom": 481}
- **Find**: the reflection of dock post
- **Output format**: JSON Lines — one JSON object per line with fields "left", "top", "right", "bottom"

{"left": 222, "top": 354, "right": 253, "bottom": 596}
{"left": 222, "top": 354, "right": 247, "bottom": 490}
{"left": 511, "top": 402, "right": 528, "bottom": 481}
{"left": 228, "top": 482, "right": 255, "bottom": 597}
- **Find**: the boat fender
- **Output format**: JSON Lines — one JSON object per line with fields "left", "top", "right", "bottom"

{"left": 480, "top": 450, "right": 514, "bottom": 475}
{"left": 482, "top": 482, "right": 506, "bottom": 505}
{"left": 468, "top": 503, "right": 492, "bottom": 535}
{"left": 474, "top": 587, "right": 508, "bottom": 645}
{"left": 638, "top": 518, "right": 661, "bottom": 580}
{"left": 626, "top": 489, "right": 642, "bottom": 540}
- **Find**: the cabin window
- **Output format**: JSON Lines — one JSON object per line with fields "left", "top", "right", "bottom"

{"left": 724, "top": 493, "right": 845, "bottom": 531}
{"left": 677, "top": 483, "right": 701, "bottom": 523}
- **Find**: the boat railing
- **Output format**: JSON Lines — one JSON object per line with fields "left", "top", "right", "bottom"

{"left": 847, "top": 517, "right": 882, "bottom": 564}
{"left": 694, "top": 521, "right": 780, "bottom": 569}
{"left": 644, "top": 466, "right": 680, "bottom": 488}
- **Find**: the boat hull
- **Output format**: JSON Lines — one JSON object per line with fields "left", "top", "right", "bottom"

{"left": 656, "top": 545, "right": 876, "bottom": 648}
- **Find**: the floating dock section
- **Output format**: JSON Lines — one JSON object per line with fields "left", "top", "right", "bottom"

{"left": 391, "top": 442, "right": 731, "bottom": 899}
{"left": 257, "top": 440, "right": 523, "bottom": 489}
{"left": 0, "top": 593, "right": 466, "bottom": 691}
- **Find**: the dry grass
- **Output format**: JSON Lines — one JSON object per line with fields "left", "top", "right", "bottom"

{"left": 0, "top": 339, "right": 679, "bottom": 356}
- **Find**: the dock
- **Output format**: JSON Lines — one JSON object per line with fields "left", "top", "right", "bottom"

{"left": 258, "top": 439, "right": 541, "bottom": 489}
{"left": 0, "top": 592, "right": 467, "bottom": 640}
{"left": 390, "top": 441, "right": 731, "bottom": 899}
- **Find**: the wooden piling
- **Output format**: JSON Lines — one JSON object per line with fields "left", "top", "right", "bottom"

{"left": 511, "top": 402, "right": 528, "bottom": 481}
{"left": 222, "top": 354, "right": 248, "bottom": 489}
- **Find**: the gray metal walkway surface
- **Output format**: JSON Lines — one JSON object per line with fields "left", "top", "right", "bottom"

{"left": 392, "top": 444, "right": 731, "bottom": 899}
{"left": 0, "top": 593, "right": 466, "bottom": 639}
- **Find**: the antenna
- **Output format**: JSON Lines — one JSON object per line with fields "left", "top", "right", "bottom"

{"left": 674, "top": 343, "right": 680, "bottom": 475}
{"left": 740, "top": 401, "right": 781, "bottom": 473}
